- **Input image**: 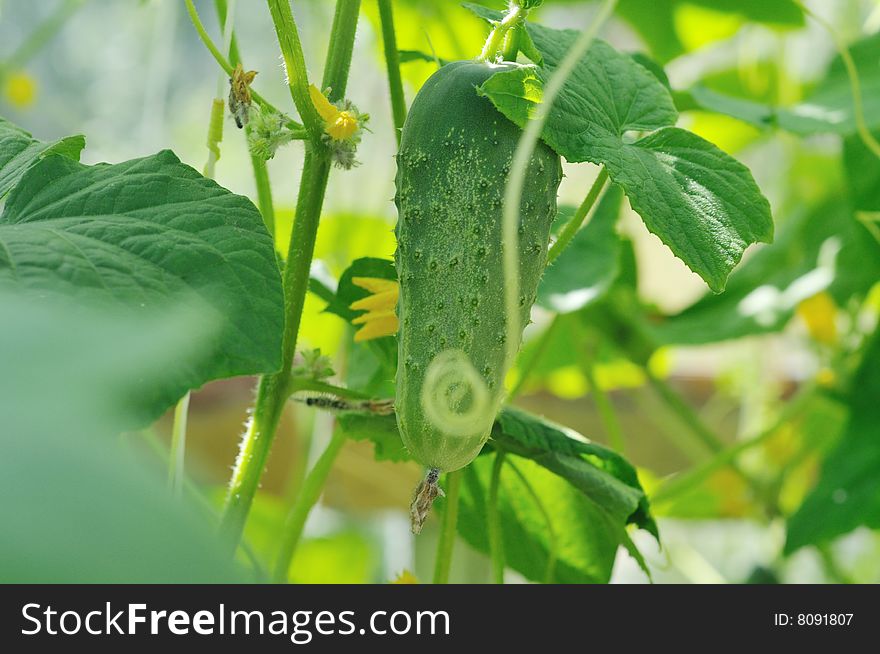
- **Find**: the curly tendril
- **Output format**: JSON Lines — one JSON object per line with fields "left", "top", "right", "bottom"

{"left": 419, "top": 349, "right": 496, "bottom": 437}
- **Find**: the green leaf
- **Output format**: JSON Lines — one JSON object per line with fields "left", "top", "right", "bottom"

{"left": 0, "top": 149, "right": 283, "bottom": 425}
{"left": 0, "top": 116, "right": 84, "bottom": 198}
{"left": 537, "top": 185, "right": 624, "bottom": 313}
{"left": 601, "top": 128, "right": 773, "bottom": 292}
{"left": 786, "top": 329, "right": 880, "bottom": 553}
{"left": 492, "top": 406, "right": 656, "bottom": 535}
{"left": 471, "top": 13, "right": 773, "bottom": 291}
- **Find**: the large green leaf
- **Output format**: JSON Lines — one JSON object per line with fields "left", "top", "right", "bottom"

{"left": 0, "top": 147, "right": 283, "bottom": 425}
{"left": 493, "top": 406, "right": 655, "bottom": 535}
{"left": 685, "top": 34, "right": 880, "bottom": 136}
{"left": 337, "top": 403, "right": 655, "bottom": 582}
{"left": 0, "top": 116, "right": 84, "bottom": 198}
{"left": 786, "top": 329, "right": 880, "bottom": 553}
{"left": 469, "top": 9, "right": 773, "bottom": 291}
{"left": 537, "top": 185, "right": 623, "bottom": 313}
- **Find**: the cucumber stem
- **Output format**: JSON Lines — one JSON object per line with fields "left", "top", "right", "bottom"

{"left": 432, "top": 469, "right": 462, "bottom": 584}
{"left": 479, "top": 5, "right": 524, "bottom": 62}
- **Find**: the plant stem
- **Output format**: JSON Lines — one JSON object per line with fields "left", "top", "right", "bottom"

{"left": 582, "top": 350, "right": 625, "bottom": 454}
{"left": 272, "top": 429, "right": 347, "bottom": 582}
{"left": 219, "top": 0, "right": 361, "bottom": 555}
{"left": 547, "top": 166, "right": 609, "bottom": 264}
{"left": 507, "top": 460, "right": 557, "bottom": 583}
{"left": 167, "top": 392, "right": 189, "bottom": 497}
{"left": 479, "top": 4, "right": 524, "bottom": 62}
{"left": 321, "top": 0, "right": 362, "bottom": 101}
{"left": 508, "top": 314, "right": 560, "bottom": 400}
{"left": 432, "top": 469, "right": 462, "bottom": 584}
{"left": 184, "top": 0, "right": 306, "bottom": 135}
{"left": 487, "top": 451, "right": 507, "bottom": 584}
{"left": 377, "top": 0, "right": 407, "bottom": 144}
{"left": 266, "top": 0, "right": 323, "bottom": 139}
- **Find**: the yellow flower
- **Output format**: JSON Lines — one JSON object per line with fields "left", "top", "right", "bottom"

{"left": 796, "top": 292, "right": 838, "bottom": 346}
{"left": 350, "top": 277, "right": 399, "bottom": 342}
{"left": 390, "top": 570, "right": 418, "bottom": 584}
{"left": 4, "top": 72, "right": 37, "bottom": 109}
{"left": 309, "top": 84, "right": 359, "bottom": 140}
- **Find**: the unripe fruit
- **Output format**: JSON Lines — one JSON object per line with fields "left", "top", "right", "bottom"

{"left": 395, "top": 61, "right": 562, "bottom": 476}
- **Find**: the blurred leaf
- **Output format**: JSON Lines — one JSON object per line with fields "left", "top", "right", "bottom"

{"left": 685, "top": 33, "right": 880, "bottom": 136}
{"left": 537, "top": 185, "right": 623, "bottom": 314}
{"left": 0, "top": 116, "right": 84, "bottom": 198}
{"left": 0, "top": 148, "right": 283, "bottom": 425}
{"left": 786, "top": 329, "right": 880, "bottom": 553}
{"left": 471, "top": 10, "right": 773, "bottom": 292}
{"left": 616, "top": 0, "right": 804, "bottom": 63}
{"left": 0, "top": 292, "right": 241, "bottom": 582}
{"left": 651, "top": 201, "right": 880, "bottom": 345}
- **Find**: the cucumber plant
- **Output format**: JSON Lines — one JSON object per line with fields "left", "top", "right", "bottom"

{"left": 3, "top": 0, "right": 878, "bottom": 586}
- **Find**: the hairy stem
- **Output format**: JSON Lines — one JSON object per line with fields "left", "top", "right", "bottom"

{"left": 432, "top": 469, "right": 462, "bottom": 584}
{"left": 266, "top": 0, "right": 323, "bottom": 138}
{"left": 377, "top": 0, "right": 407, "bottom": 144}
{"left": 488, "top": 451, "right": 507, "bottom": 584}
{"left": 219, "top": 0, "right": 361, "bottom": 555}
{"left": 547, "top": 167, "right": 609, "bottom": 264}
{"left": 272, "top": 429, "right": 347, "bottom": 582}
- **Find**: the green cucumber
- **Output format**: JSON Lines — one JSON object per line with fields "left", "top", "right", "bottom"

{"left": 394, "top": 61, "right": 562, "bottom": 477}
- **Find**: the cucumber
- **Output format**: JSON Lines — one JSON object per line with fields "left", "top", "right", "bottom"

{"left": 395, "top": 61, "right": 562, "bottom": 477}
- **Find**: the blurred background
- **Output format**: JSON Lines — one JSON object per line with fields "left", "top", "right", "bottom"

{"left": 2, "top": 0, "right": 879, "bottom": 583}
